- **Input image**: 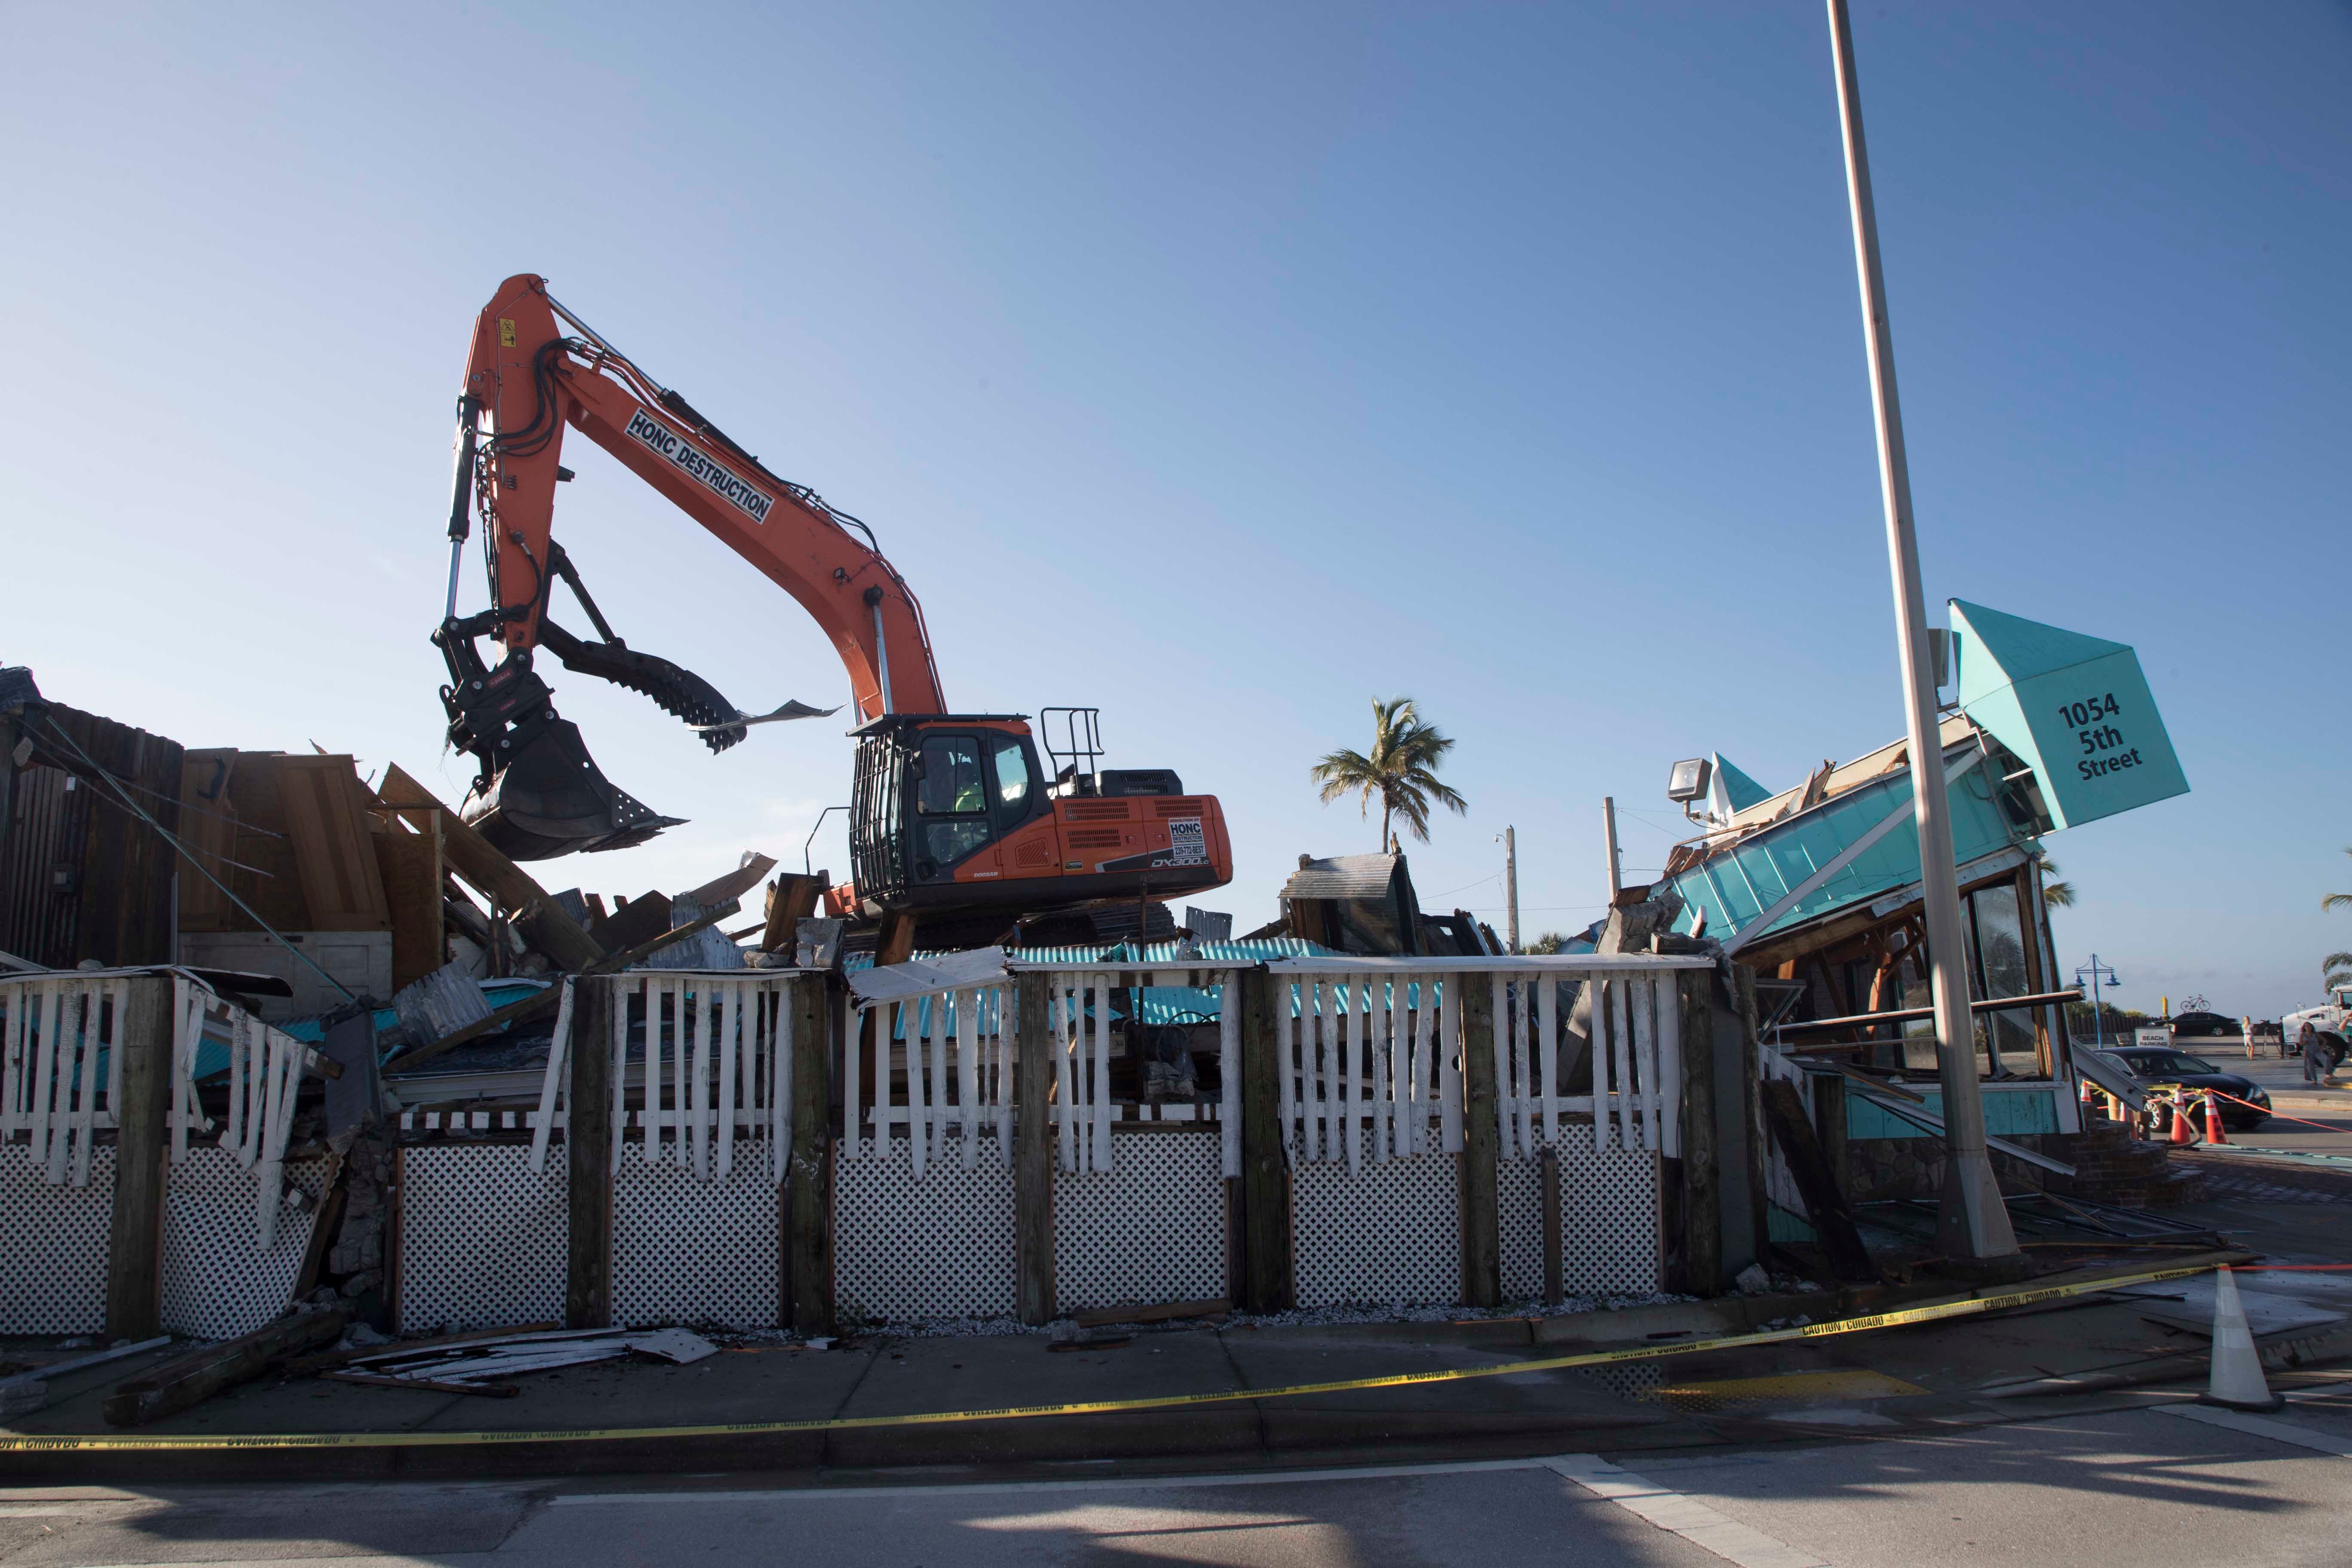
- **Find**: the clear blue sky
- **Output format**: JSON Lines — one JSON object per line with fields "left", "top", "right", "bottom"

{"left": 5, "top": 2, "right": 2346, "bottom": 1016}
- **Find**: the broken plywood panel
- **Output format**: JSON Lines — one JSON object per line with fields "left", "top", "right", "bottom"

{"left": 374, "top": 764, "right": 599, "bottom": 970}
{"left": 373, "top": 812, "right": 445, "bottom": 989}
{"left": 175, "top": 749, "right": 242, "bottom": 932}
{"left": 276, "top": 756, "right": 390, "bottom": 932}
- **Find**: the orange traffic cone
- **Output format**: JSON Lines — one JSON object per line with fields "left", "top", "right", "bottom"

{"left": 2167, "top": 1094, "right": 2197, "bottom": 1145}
{"left": 2203, "top": 1089, "right": 2229, "bottom": 1146}
{"left": 2079, "top": 1075, "right": 2101, "bottom": 1118}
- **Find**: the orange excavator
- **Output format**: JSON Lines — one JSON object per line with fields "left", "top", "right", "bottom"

{"left": 435, "top": 274, "right": 1231, "bottom": 941}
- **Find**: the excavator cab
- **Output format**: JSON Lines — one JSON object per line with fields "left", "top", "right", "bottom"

{"left": 848, "top": 713, "right": 1232, "bottom": 927}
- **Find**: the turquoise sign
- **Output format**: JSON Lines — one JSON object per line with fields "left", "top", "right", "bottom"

{"left": 1950, "top": 600, "right": 2189, "bottom": 829}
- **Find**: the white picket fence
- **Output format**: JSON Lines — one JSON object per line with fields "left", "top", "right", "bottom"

{"left": 1265, "top": 956, "right": 1710, "bottom": 1166}
{"left": 524, "top": 973, "right": 800, "bottom": 1184}
{"left": 841, "top": 983, "right": 1014, "bottom": 1175}
{"left": 842, "top": 966, "right": 1249, "bottom": 1179}
{"left": 1270, "top": 970, "right": 1463, "bottom": 1169}
{"left": 0, "top": 973, "right": 129, "bottom": 1188}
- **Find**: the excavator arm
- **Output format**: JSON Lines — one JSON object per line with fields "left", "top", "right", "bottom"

{"left": 435, "top": 273, "right": 1234, "bottom": 942}
{"left": 437, "top": 273, "right": 945, "bottom": 857}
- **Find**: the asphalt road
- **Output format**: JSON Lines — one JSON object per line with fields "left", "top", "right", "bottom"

{"left": 6, "top": 1391, "right": 2350, "bottom": 1568}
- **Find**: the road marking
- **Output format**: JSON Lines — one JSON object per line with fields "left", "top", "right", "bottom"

{"left": 2156, "top": 1404, "right": 2352, "bottom": 1456}
{"left": 1646, "top": 1369, "right": 1926, "bottom": 1412}
{"left": 551, "top": 1456, "right": 1549, "bottom": 1504}
{"left": 1543, "top": 1455, "right": 1828, "bottom": 1568}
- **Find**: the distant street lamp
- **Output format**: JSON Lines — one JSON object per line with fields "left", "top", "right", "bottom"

{"left": 2075, "top": 955, "right": 2122, "bottom": 1049}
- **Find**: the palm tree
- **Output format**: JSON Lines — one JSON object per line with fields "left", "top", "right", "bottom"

{"left": 2033, "top": 848, "right": 2075, "bottom": 910}
{"left": 2326, "top": 847, "right": 2352, "bottom": 914}
{"left": 2326, "top": 850, "right": 2352, "bottom": 991}
{"left": 1311, "top": 696, "right": 1469, "bottom": 854}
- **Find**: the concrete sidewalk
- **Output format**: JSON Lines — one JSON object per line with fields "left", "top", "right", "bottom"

{"left": 9, "top": 1243, "right": 2341, "bottom": 1484}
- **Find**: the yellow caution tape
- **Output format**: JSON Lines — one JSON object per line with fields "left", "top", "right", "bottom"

{"left": 0, "top": 1261, "right": 2225, "bottom": 1454}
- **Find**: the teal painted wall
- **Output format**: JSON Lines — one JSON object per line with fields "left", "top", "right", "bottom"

{"left": 1844, "top": 1082, "right": 2061, "bottom": 1140}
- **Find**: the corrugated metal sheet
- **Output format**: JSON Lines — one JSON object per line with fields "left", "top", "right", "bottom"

{"left": 842, "top": 936, "right": 1333, "bottom": 973}
{"left": 392, "top": 962, "right": 495, "bottom": 1042}
{"left": 845, "top": 936, "right": 1342, "bottom": 1032}
{"left": 0, "top": 702, "right": 183, "bottom": 969}
{"left": 1280, "top": 854, "right": 1400, "bottom": 901}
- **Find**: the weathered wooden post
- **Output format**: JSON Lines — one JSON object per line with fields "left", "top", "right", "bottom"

{"left": 1810, "top": 1069, "right": 1850, "bottom": 1204}
{"left": 1731, "top": 962, "right": 1771, "bottom": 1266}
{"left": 565, "top": 976, "right": 613, "bottom": 1330}
{"left": 1675, "top": 968, "right": 1723, "bottom": 1297}
{"left": 1458, "top": 976, "right": 1501, "bottom": 1308}
{"left": 1237, "top": 970, "right": 1294, "bottom": 1313}
{"left": 104, "top": 976, "right": 173, "bottom": 1341}
{"left": 787, "top": 973, "right": 835, "bottom": 1335}
{"left": 1014, "top": 971, "right": 1056, "bottom": 1325}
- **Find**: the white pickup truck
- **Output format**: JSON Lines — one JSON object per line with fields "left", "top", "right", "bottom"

{"left": 2281, "top": 985, "right": 2352, "bottom": 1056}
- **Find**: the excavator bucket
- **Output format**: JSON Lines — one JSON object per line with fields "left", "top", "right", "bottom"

{"left": 460, "top": 717, "right": 684, "bottom": 861}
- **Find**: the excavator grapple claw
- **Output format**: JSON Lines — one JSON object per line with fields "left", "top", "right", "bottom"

{"left": 460, "top": 715, "right": 684, "bottom": 860}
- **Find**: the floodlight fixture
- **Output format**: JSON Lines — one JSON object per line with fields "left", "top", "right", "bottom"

{"left": 1665, "top": 757, "right": 1712, "bottom": 804}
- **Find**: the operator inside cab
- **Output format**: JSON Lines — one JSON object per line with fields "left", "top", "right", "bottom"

{"left": 916, "top": 737, "right": 992, "bottom": 866}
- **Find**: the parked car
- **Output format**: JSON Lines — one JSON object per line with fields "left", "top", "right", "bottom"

{"left": 2094, "top": 1047, "right": 2271, "bottom": 1130}
{"left": 2168, "top": 1011, "right": 2238, "bottom": 1038}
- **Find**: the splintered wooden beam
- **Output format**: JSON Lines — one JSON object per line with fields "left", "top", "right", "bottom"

{"left": 374, "top": 764, "right": 601, "bottom": 970}
{"left": 1760, "top": 1078, "right": 1878, "bottom": 1285}
{"left": 103, "top": 1309, "right": 348, "bottom": 1427}
{"left": 760, "top": 873, "right": 829, "bottom": 953}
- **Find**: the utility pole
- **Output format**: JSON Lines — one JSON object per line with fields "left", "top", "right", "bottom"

{"left": 1501, "top": 827, "right": 1520, "bottom": 954}
{"left": 1602, "top": 797, "right": 1623, "bottom": 899}
{"left": 1823, "top": 0, "right": 2018, "bottom": 1262}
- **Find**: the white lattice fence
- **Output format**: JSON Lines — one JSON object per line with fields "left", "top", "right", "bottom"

{"left": 1291, "top": 1128, "right": 1462, "bottom": 1307}
{"left": 0, "top": 1145, "right": 113, "bottom": 1334}
{"left": 1497, "top": 1155, "right": 1543, "bottom": 1301}
{"left": 613, "top": 1157, "right": 778, "bottom": 1329}
{"left": 161, "top": 1147, "right": 329, "bottom": 1340}
{"left": 398, "top": 1145, "right": 569, "bottom": 1333}
{"left": 1558, "top": 1126, "right": 1662, "bottom": 1295}
{"left": 1055, "top": 1130, "right": 1225, "bottom": 1313}
{"left": 833, "top": 1133, "right": 1016, "bottom": 1324}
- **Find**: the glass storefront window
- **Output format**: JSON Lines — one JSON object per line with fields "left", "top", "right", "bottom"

{"left": 1966, "top": 883, "right": 2034, "bottom": 1075}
